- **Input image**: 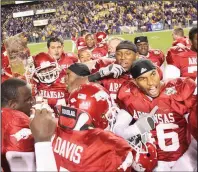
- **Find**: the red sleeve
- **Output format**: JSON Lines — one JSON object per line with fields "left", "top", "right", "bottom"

{"left": 171, "top": 78, "right": 197, "bottom": 114}
{"left": 188, "top": 104, "right": 197, "bottom": 141}
{"left": 3, "top": 115, "right": 34, "bottom": 153}
{"left": 166, "top": 48, "right": 181, "bottom": 68}
{"left": 159, "top": 50, "right": 165, "bottom": 66}
{"left": 116, "top": 81, "right": 135, "bottom": 111}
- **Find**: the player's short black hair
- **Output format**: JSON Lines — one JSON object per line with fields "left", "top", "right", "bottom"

{"left": 189, "top": 27, "right": 198, "bottom": 41}
{"left": 81, "top": 29, "right": 89, "bottom": 37}
{"left": 173, "top": 27, "right": 184, "bottom": 37}
{"left": 1, "top": 78, "right": 27, "bottom": 107}
{"left": 47, "top": 37, "right": 64, "bottom": 48}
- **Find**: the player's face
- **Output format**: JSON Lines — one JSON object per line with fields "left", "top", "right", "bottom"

{"left": 135, "top": 69, "right": 161, "bottom": 98}
{"left": 16, "top": 85, "right": 35, "bottom": 116}
{"left": 65, "top": 69, "right": 77, "bottom": 87}
{"left": 85, "top": 35, "right": 95, "bottom": 49}
{"left": 48, "top": 42, "right": 63, "bottom": 60}
{"left": 136, "top": 42, "right": 149, "bottom": 56}
{"left": 191, "top": 33, "right": 197, "bottom": 51}
{"left": 78, "top": 50, "right": 92, "bottom": 62}
{"left": 108, "top": 39, "right": 121, "bottom": 55}
{"left": 116, "top": 49, "right": 137, "bottom": 71}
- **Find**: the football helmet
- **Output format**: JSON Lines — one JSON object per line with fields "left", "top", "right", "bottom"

{"left": 34, "top": 52, "right": 60, "bottom": 84}
{"left": 95, "top": 31, "right": 108, "bottom": 46}
{"left": 128, "top": 134, "right": 157, "bottom": 171}
{"left": 76, "top": 37, "right": 87, "bottom": 51}
{"left": 68, "top": 83, "right": 112, "bottom": 129}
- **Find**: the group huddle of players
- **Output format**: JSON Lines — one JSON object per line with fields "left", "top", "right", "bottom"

{"left": 1, "top": 26, "right": 197, "bottom": 172}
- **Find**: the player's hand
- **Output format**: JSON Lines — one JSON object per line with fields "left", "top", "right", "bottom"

{"left": 99, "top": 64, "right": 125, "bottom": 78}
{"left": 134, "top": 106, "right": 158, "bottom": 134}
{"left": 29, "top": 105, "right": 57, "bottom": 143}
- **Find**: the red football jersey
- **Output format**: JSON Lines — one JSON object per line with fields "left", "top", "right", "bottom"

{"left": 2, "top": 108, "right": 34, "bottom": 154}
{"left": 188, "top": 103, "right": 197, "bottom": 141}
{"left": 139, "top": 49, "right": 165, "bottom": 67}
{"left": 166, "top": 46, "right": 189, "bottom": 66}
{"left": 172, "top": 37, "right": 191, "bottom": 48}
{"left": 33, "top": 72, "right": 68, "bottom": 112}
{"left": 166, "top": 48, "right": 197, "bottom": 80}
{"left": 91, "top": 45, "right": 109, "bottom": 60}
{"left": 52, "top": 127, "right": 133, "bottom": 171}
{"left": 117, "top": 77, "right": 196, "bottom": 161}
{"left": 58, "top": 52, "right": 78, "bottom": 71}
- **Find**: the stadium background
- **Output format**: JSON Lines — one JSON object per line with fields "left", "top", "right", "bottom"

{"left": 1, "top": 1, "right": 196, "bottom": 72}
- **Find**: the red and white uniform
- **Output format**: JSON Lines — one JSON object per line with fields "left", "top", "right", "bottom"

{"left": 2, "top": 108, "right": 34, "bottom": 171}
{"left": 57, "top": 52, "right": 78, "bottom": 71}
{"left": 139, "top": 49, "right": 165, "bottom": 67}
{"left": 52, "top": 106, "right": 133, "bottom": 172}
{"left": 92, "top": 44, "right": 109, "bottom": 59}
{"left": 53, "top": 128, "right": 133, "bottom": 171}
{"left": 33, "top": 72, "right": 68, "bottom": 112}
{"left": 172, "top": 37, "right": 191, "bottom": 48}
{"left": 166, "top": 48, "right": 197, "bottom": 80}
{"left": 91, "top": 58, "right": 163, "bottom": 104}
{"left": 117, "top": 77, "right": 196, "bottom": 163}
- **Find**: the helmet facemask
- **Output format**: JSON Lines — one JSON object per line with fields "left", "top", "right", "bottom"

{"left": 36, "top": 62, "right": 60, "bottom": 84}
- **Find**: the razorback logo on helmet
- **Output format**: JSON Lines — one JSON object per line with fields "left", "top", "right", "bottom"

{"left": 10, "top": 128, "right": 32, "bottom": 142}
{"left": 40, "top": 61, "right": 51, "bottom": 68}
{"left": 95, "top": 32, "right": 108, "bottom": 45}
{"left": 91, "top": 90, "right": 109, "bottom": 102}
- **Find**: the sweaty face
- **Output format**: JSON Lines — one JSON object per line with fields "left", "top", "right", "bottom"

{"left": 78, "top": 50, "right": 92, "bottom": 62}
{"left": 108, "top": 39, "right": 121, "bottom": 55}
{"left": 116, "top": 49, "right": 137, "bottom": 71}
{"left": 135, "top": 70, "right": 161, "bottom": 98}
{"left": 191, "top": 33, "right": 198, "bottom": 52}
{"left": 136, "top": 42, "right": 149, "bottom": 56}
{"left": 85, "top": 35, "right": 95, "bottom": 49}
{"left": 48, "top": 42, "right": 64, "bottom": 60}
{"left": 16, "top": 85, "right": 34, "bottom": 116}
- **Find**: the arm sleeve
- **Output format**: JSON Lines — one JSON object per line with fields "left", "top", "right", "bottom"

{"left": 35, "top": 142, "right": 58, "bottom": 171}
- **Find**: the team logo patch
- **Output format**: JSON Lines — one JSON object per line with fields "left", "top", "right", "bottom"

{"left": 165, "top": 86, "right": 177, "bottom": 95}
{"left": 11, "top": 128, "right": 32, "bottom": 141}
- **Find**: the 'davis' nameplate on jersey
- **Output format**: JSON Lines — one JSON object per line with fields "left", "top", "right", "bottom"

{"left": 61, "top": 106, "right": 77, "bottom": 119}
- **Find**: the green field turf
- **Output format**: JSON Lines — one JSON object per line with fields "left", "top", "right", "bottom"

{"left": 28, "top": 28, "right": 190, "bottom": 56}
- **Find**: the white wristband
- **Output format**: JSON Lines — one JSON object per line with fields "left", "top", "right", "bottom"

{"left": 35, "top": 142, "right": 57, "bottom": 171}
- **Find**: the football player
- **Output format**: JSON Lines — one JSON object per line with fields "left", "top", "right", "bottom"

{"left": 92, "top": 31, "right": 109, "bottom": 59}
{"left": 30, "top": 82, "right": 158, "bottom": 171}
{"left": 1, "top": 79, "right": 35, "bottom": 172}
{"left": 172, "top": 27, "right": 191, "bottom": 48}
{"left": 47, "top": 37, "right": 78, "bottom": 71}
{"left": 32, "top": 52, "right": 68, "bottom": 113}
{"left": 85, "top": 33, "right": 95, "bottom": 51}
{"left": 165, "top": 27, "right": 197, "bottom": 81}
{"left": 78, "top": 48, "right": 93, "bottom": 63}
{"left": 134, "top": 36, "right": 165, "bottom": 67}
{"left": 117, "top": 58, "right": 197, "bottom": 171}
{"left": 107, "top": 37, "right": 124, "bottom": 58}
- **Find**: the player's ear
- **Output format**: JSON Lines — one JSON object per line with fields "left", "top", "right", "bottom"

{"left": 8, "top": 99, "right": 18, "bottom": 110}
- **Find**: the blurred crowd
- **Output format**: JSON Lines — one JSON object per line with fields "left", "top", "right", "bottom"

{"left": 1, "top": 1, "right": 197, "bottom": 42}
